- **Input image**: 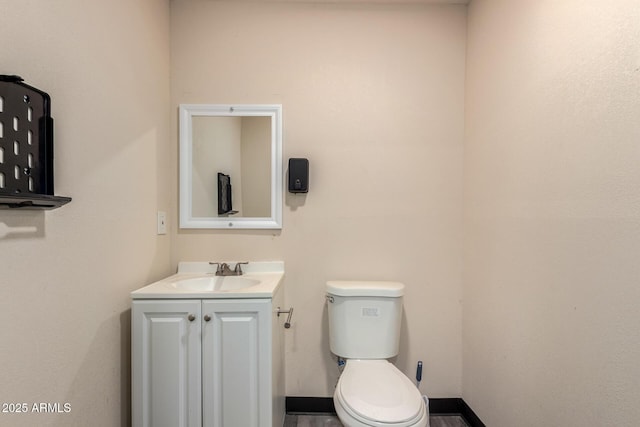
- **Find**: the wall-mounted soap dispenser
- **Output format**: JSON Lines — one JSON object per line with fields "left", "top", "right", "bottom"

{"left": 288, "top": 158, "right": 309, "bottom": 193}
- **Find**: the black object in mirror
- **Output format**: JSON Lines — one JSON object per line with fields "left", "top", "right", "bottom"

{"left": 217, "top": 172, "right": 236, "bottom": 215}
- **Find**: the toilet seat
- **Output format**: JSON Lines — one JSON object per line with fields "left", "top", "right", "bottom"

{"left": 334, "top": 360, "right": 427, "bottom": 427}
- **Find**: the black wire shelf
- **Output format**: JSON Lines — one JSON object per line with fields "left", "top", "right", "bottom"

{"left": 0, "top": 75, "right": 71, "bottom": 209}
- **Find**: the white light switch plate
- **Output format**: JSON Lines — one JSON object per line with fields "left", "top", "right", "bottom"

{"left": 157, "top": 211, "right": 167, "bottom": 235}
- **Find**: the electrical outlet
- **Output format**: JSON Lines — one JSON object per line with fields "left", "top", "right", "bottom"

{"left": 157, "top": 211, "right": 167, "bottom": 235}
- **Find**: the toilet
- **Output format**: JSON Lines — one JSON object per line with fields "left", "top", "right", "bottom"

{"left": 326, "top": 281, "right": 429, "bottom": 427}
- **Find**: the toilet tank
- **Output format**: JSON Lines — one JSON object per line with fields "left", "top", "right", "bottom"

{"left": 326, "top": 281, "right": 404, "bottom": 359}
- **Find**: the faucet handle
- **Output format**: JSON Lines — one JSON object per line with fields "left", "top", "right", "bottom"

{"left": 208, "top": 262, "right": 226, "bottom": 275}
{"left": 233, "top": 262, "right": 248, "bottom": 275}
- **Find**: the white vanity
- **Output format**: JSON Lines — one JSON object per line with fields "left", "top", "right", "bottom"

{"left": 131, "top": 262, "right": 286, "bottom": 427}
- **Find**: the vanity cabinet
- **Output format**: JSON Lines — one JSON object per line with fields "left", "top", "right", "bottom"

{"left": 132, "top": 295, "right": 285, "bottom": 427}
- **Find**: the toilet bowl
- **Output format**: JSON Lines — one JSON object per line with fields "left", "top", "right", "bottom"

{"left": 326, "top": 281, "right": 429, "bottom": 427}
{"left": 334, "top": 360, "right": 428, "bottom": 427}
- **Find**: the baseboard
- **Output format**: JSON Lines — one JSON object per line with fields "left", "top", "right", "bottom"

{"left": 285, "top": 396, "right": 485, "bottom": 427}
{"left": 285, "top": 396, "right": 335, "bottom": 414}
{"left": 429, "top": 398, "right": 485, "bottom": 427}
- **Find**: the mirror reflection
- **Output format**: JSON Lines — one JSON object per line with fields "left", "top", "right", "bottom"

{"left": 191, "top": 116, "right": 271, "bottom": 218}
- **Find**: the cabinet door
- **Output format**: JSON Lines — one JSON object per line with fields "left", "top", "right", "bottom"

{"left": 202, "top": 299, "right": 271, "bottom": 427}
{"left": 132, "top": 300, "right": 202, "bottom": 427}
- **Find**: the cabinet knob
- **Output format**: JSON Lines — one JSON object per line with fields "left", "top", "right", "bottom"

{"left": 204, "top": 315, "right": 211, "bottom": 322}
{"left": 188, "top": 314, "right": 196, "bottom": 322}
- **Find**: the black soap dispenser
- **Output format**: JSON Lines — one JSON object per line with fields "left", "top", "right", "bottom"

{"left": 288, "top": 158, "right": 309, "bottom": 193}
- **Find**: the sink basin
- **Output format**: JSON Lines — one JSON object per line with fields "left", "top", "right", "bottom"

{"left": 171, "top": 276, "right": 260, "bottom": 292}
{"left": 131, "top": 261, "right": 284, "bottom": 299}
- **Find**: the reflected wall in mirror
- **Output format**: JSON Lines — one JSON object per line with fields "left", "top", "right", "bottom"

{"left": 179, "top": 104, "right": 282, "bottom": 229}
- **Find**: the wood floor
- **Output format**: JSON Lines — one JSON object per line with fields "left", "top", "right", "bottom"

{"left": 284, "top": 413, "right": 470, "bottom": 427}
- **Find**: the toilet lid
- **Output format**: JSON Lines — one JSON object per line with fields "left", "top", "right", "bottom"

{"left": 337, "top": 360, "right": 423, "bottom": 424}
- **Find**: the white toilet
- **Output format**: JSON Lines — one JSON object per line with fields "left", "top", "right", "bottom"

{"left": 326, "top": 281, "right": 429, "bottom": 427}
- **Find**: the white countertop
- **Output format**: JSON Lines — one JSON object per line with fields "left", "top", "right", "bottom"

{"left": 131, "top": 261, "right": 284, "bottom": 299}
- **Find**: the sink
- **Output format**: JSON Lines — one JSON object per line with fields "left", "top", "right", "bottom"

{"left": 131, "top": 261, "right": 284, "bottom": 299}
{"left": 171, "top": 276, "right": 260, "bottom": 292}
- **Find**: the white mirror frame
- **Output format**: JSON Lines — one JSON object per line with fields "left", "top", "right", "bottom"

{"left": 179, "top": 104, "right": 283, "bottom": 229}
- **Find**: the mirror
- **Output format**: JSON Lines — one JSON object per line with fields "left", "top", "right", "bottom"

{"left": 179, "top": 104, "right": 282, "bottom": 229}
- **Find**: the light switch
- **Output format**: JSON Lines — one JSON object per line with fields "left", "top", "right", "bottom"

{"left": 157, "top": 211, "right": 167, "bottom": 235}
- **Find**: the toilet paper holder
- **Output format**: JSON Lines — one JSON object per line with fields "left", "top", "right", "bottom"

{"left": 277, "top": 307, "right": 294, "bottom": 328}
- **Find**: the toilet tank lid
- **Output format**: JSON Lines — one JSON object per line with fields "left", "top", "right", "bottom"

{"left": 326, "top": 281, "right": 404, "bottom": 297}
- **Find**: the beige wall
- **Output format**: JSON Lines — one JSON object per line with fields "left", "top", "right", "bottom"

{"left": 6, "top": 2, "right": 636, "bottom": 424}
{"left": 0, "top": 1, "right": 171, "bottom": 426}
{"left": 171, "top": 1, "right": 467, "bottom": 397}
{"left": 241, "top": 116, "right": 272, "bottom": 217}
{"left": 464, "top": 0, "right": 640, "bottom": 425}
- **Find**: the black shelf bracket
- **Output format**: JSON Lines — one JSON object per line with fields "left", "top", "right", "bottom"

{"left": 0, "top": 75, "right": 71, "bottom": 209}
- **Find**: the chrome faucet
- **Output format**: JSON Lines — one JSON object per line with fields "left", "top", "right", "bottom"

{"left": 209, "top": 262, "right": 248, "bottom": 276}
